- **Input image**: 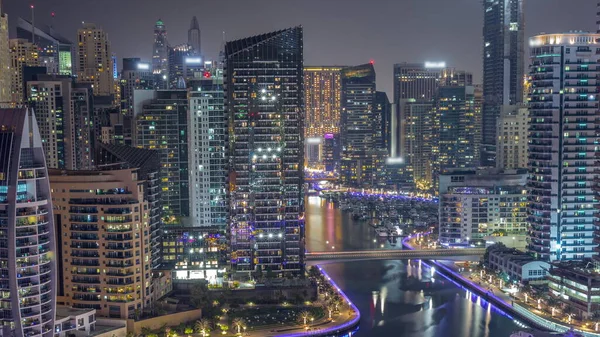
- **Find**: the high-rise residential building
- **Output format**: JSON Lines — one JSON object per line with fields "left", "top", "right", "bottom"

{"left": 481, "top": 0, "right": 525, "bottom": 167}
{"left": 153, "top": 19, "right": 168, "bottom": 70}
{"left": 9, "top": 38, "right": 39, "bottom": 104}
{"left": 50, "top": 168, "right": 154, "bottom": 319}
{"left": 188, "top": 65, "right": 227, "bottom": 227}
{"left": 0, "top": 2, "right": 9, "bottom": 103}
{"left": 439, "top": 168, "right": 528, "bottom": 246}
{"left": 437, "top": 85, "right": 477, "bottom": 171}
{"left": 96, "top": 144, "right": 163, "bottom": 269}
{"left": 77, "top": 23, "right": 115, "bottom": 96}
{"left": 375, "top": 91, "right": 391, "bottom": 150}
{"left": 225, "top": 27, "right": 305, "bottom": 277}
{"left": 496, "top": 105, "right": 528, "bottom": 170}
{"left": 322, "top": 133, "right": 339, "bottom": 172}
{"left": 167, "top": 44, "right": 204, "bottom": 88}
{"left": 401, "top": 99, "right": 435, "bottom": 190}
{"left": 16, "top": 17, "right": 74, "bottom": 75}
{"left": 188, "top": 16, "right": 201, "bottom": 56}
{"left": 340, "top": 63, "right": 384, "bottom": 187}
{"left": 120, "top": 58, "right": 154, "bottom": 118}
{"left": 0, "top": 108, "right": 57, "bottom": 336}
{"left": 27, "top": 75, "right": 94, "bottom": 170}
{"left": 473, "top": 84, "right": 483, "bottom": 166}
{"left": 528, "top": 32, "right": 600, "bottom": 262}
{"left": 303, "top": 66, "right": 344, "bottom": 138}
{"left": 393, "top": 62, "right": 446, "bottom": 102}
{"left": 134, "top": 89, "right": 190, "bottom": 217}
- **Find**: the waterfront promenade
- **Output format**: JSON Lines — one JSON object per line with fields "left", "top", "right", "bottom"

{"left": 402, "top": 234, "right": 600, "bottom": 337}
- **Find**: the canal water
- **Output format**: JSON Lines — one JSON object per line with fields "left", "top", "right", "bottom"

{"left": 305, "top": 196, "right": 519, "bottom": 337}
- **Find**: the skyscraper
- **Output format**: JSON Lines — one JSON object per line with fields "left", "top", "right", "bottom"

{"left": 481, "top": 0, "right": 525, "bottom": 167}
{"left": 340, "top": 63, "right": 382, "bottom": 187}
{"left": 9, "top": 38, "right": 39, "bottom": 104}
{"left": 77, "top": 23, "right": 115, "bottom": 96}
{"left": 393, "top": 62, "right": 445, "bottom": 102}
{"left": 152, "top": 19, "right": 168, "bottom": 79}
{"left": 188, "top": 65, "right": 227, "bottom": 227}
{"left": 375, "top": 91, "right": 391, "bottom": 150}
{"left": 528, "top": 32, "right": 600, "bottom": 262}
{"left": 401, "top": 99, "right": 435, "bottom": 189}
{"left": 120, "top": 58, "right": 154, "bottom": 118}
{"left": 134, "top": 89, "right": 190, "bottom": 218}
{"left": 0, "top": 108, "right": 57, "bottom": 336}
{"left": 225, "top": 27, "right": 304, "bottom": 277}
{"left": 16, "top": 17, "right": 74, "bottom": 75}
{"left": 27, "top": 75, "right": 94, "bottom": 170}
{"left": 168, "top": 44, "right": 195, "bottom": 88}
{"left": 0, "top": 2, "right": 9, "bottom": 103}
{"left": 437, "top": 86, "right": 477, "bottom": 171}
{"left": 303, "top": 66, "right": 344, "bottom": 138}
{"left": 188, "top": 16, "right": 201, "bottom": 56}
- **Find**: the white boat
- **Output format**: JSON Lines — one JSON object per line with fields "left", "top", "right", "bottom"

{"left": 375, "top": 228, "right": 389, "bottom": 237}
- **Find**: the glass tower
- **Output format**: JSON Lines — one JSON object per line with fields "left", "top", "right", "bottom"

{"left": 225, "top": 27, "right": 305, "bottom": 277}
{"left": 481, "top": 0, "right": 525, "bottom": 166}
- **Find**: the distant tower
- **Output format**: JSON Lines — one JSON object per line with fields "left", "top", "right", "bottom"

{"left": 0, "top": 0, "right": 10, "bottom": 103}
{"left": 188, "top": 16, "right": 201, "bottom": 56}
{"left": 77, "top": 23, "right": 114, "bottom": 95}
{"left": 152, "top": 19, "right": 168, "bottom": 76}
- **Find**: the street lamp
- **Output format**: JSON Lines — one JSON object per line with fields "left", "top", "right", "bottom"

{"left": 524, "top": 293, "right": 528, "bottom": 303}
{"left": 551, "top": 307, "right": 555, "bottom": 317}
{"left": 537, "top": 298, "right": 541, "bottom": 310}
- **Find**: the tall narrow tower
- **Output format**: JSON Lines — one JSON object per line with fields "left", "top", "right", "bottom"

{"left": 152, "top": 19, "right": 168, "bottom": 76}
{"left": 0, "top": 108, "right": 57, "bottom": 336}
{"left": 0, "top": 0, "right": 10, "bottom": 103}
{"left": 225, "top": 27, "right": 305, "bottom": 277}
{"left": 481, "top": 0, "right": 525, "bottom": 167}
{"left": 188, "top": 16, "right": 201, "bottom": 56}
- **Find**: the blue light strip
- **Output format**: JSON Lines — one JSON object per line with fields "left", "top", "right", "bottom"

{"left": 276, "top": 265, "right": 361, "bottom": 337}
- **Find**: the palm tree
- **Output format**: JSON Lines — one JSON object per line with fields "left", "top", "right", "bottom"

{"left": 324, "top": 303, "right": 334, "bottom": 319}
{"left": 298, "top": 310, "right": 311, "bottom": 326}
{"left": 195, "top": 319, "right": 211, "bottom": 336}
{"left": 232, "top": 318, "right": 246, "bottom": 335}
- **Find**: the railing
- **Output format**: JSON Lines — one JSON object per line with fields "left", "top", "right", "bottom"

{"left": 306, "top": 248, "right": 485, "bottom": 261}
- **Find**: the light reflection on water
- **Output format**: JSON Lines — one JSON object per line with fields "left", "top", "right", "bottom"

{"left": 306, "top": 196, "right": 519, "bottom": 337}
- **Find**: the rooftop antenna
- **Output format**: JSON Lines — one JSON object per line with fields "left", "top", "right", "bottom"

{"left": 50, "top": 11, "right": 55, "bottom": 30}
{"left": 30, "top": 4, "right": 35, "bottom": 44}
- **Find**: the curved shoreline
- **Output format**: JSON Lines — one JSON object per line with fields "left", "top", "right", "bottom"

{"left": 275, "top": 265, "right": 360, "bottom": 337}
{"left": 402, "top": 235, "right": 600, "bottom": 337}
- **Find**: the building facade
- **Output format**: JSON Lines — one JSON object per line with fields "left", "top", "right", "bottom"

{"left": 16, "top": 17, "right": 73, "bottom": 76}
{"left": 27, "top": 76, "right": 94, "bottom": 170}
{"left": 481, "top": 0, "right": 525, "bottom": 166}
{"left": 496, "top": 105, "right": 528, "bottom": 170}
{"left": 50, "top": 168, "right": 154, "bottom": 319}
{"left": 77, "top": 23, "right": 114, "bottom": 96}
{"left": 401, "top": 99, "right": 435, "bottom": 190}
{"left": 0, "top": 108, "right": 57, "bottom": 336}
{"left": 188, "top": 67, "right": 227, "bottom": 227}
{"left": 528, "top": 32, "right": 600, "bottom": 262}
{"left": 486, "top": 244, "right": 550, "bottom": 283}
{"left": 9, "top": 39, "right": 39, "bottom": 104}
{"left": 225, "top": 27, "right": 305, "bottom": 277}
{"left": 188, "top": 16, "right": 201, "bottom": 56}
{"left": 340, "top": 63, "right": 386, "bottom": 187}
{"left": 303, "top": 66, "right": 343, "bottom": 138}
{"left": 0, "top": 3, "right": 9, "bottom": 103}
{"left": 439, "top": 168, "right": 528, "bottom": 245}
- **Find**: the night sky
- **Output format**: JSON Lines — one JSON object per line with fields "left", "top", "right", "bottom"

{"left": 3, "top": 0, "right": 595, "bottom": 98}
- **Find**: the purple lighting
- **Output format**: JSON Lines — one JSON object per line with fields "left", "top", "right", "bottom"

{"left": 324, "top": 133, "right": 334, "bottom": 139}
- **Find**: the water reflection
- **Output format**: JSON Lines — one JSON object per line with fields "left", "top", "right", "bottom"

{"left": 306, "top": 196, "right": 519, "bottom": 336}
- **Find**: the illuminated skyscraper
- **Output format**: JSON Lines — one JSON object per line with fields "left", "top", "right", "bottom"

{"left": 401, "top": 99, "right": 435, "bottom": 187}
{"left": 9, "top": 38, "right": 39, "bottom": 104}
{"left": 481, "top": 0, "right": 525, "bottom": 166}
{"left": 0, "top": 2, "right": 9, "bottom": 103}
{"left": 27, "top": 75, "right": 94, "bottom": 170}
{"left": 225, "top": 27, "right": 305, "bottom": 277}
{"left": 496, "top": 105, "right": 528, "bottom": 170}
{"left": 134, "top": 89, "right": 190, "bottom": 217}
{"left": 188, "top": 16, "right": 201, "bottom": 56}
{"left": 0, "top": 107, "right": 57, "bottom": 336}
{"left": 152, "top": 19, "right": 168, "bottom": 79}
{"left": 528, "top": 32, "right": 600, "bottom": 261}
{"left": 303, "top": 66, "right": 343, "bottom": 137}
{"left": 188, "top": 64, "right": 227, "bottom": 227}
{"left": 77, "top": 23, "right": 115, "bottom": 96}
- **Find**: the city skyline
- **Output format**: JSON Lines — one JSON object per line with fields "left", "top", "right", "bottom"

{"left": 3, "top": 0, "right": 594, "bottom": 98}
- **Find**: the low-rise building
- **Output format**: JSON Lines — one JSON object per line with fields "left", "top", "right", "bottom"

{"left": 486, "top": 244, "right": 550, "bottom": 284}
{"left": 439, "top": 168, "right": 528, "bottom": 245}
{"left": 547, "top": 261, "right": 600, "bottom": 318}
